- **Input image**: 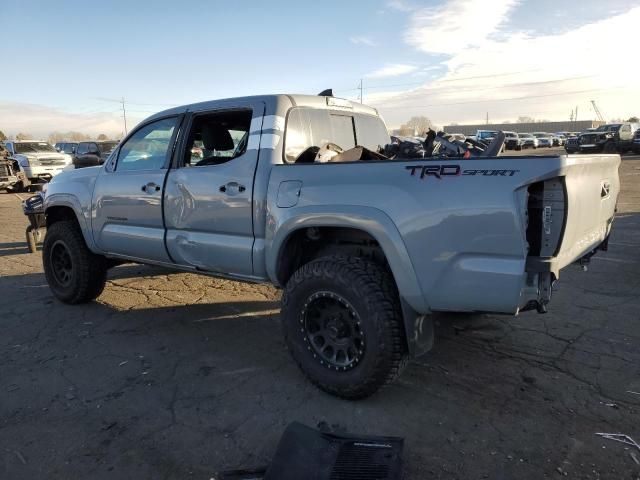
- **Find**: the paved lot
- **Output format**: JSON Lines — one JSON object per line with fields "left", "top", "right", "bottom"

{"left": 1, "top": 152, "right": 640, "bottom": 479}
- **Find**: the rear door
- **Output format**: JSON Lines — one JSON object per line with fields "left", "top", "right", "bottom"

{"left": 163, "top": 102, "right": 264, "bottom": 276}
{"left": 92, "top": 115, "right": 182, "bottom": 262}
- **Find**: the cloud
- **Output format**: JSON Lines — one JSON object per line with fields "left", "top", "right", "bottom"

{"left": 366, "top": 63, "right": 419, "bottom": 78}
{"left": 404, "top": 0, "right": 520, "bottom": 54}
{"left": 0, "top": 101, "right": 143, "bottom": 139}
{"left": 365, "top": 3, "right": 640, "bottom": 127}
{"left": 349, "top": 36, "right": 377, "bottom": 46}
{"left": 387, "top": 0, "right": 415, "bottom": 12}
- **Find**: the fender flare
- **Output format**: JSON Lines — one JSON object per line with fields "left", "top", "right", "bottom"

{"left": 266, "top": 205, "right": 428, "bottom": 314}
{"left": 44, "top": 193, "right": 100, "bottom": 252}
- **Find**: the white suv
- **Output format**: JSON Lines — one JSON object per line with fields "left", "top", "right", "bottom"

{"left": 3, "top": 141, "right": 72, "bottom": 185}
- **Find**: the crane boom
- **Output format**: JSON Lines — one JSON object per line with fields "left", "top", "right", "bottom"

{"left": 591, "top": 100, "right": 605, "bottom": 122}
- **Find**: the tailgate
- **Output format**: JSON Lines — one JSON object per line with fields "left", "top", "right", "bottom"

{"left": 527, "top": 154, "right": 620, "bottom": 274}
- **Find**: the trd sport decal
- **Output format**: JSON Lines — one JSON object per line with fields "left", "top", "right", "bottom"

{"left": 406, "top": 165, "right": 519, "bottom": 179}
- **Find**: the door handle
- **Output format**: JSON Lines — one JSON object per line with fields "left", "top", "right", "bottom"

{"left": 219, "top": 182, "right": 246, "bottom": 194}
{"left": 141, "top": 182, "right": 161, "bottom": 192}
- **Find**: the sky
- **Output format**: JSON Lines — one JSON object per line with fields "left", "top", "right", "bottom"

{"left": 1, "top": 0, "right": 638, "bottom": 138}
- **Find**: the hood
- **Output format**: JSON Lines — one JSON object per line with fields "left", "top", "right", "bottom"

{"left": 48, "top": 164, "right": 102, "bottom": 186}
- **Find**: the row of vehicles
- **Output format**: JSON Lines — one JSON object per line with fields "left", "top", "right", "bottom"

{"left": 477, "top": 130, "right": 571, "bottom": 150}
{"left": 0, "top": 139, "right": 118, "bottom": 191}
{"left": 564, "top": 122, "right": 640, "bottom": 155}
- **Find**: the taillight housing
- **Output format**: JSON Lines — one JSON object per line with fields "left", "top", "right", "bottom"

{"left": 526, "top": 177, "right": 567, "bottom": 257}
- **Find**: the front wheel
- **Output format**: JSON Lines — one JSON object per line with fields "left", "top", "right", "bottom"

{"left": 43, "top": 220, "right": 108, "bottom": 304}
{"left": 281, "top": 256, "right": 408, "bottom": 399}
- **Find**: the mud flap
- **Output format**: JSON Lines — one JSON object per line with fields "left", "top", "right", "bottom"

{"left": 400, "top": 298, "right": 434, "bottom": 357}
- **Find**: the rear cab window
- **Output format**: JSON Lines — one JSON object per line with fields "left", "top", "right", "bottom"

{"left": 284, "top": 107, "right": 390, "bottom": 163}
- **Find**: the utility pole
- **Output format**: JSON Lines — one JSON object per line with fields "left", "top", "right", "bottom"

{"left": 486, "top": 112, "right": 489, "bottom": 125}
{"left": 358, "top": 79, "right": 363, "bottom": 104}
{"left": 570, "top": 109, "right": 574, "bottom": 122}
{"left": 121, "top": 97, "right": 128, "bottom": 135}
{"left": 575, "top": 106, "right": 578, "bottom": 124}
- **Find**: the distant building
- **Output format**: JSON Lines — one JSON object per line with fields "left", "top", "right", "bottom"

{"left": 442, "top": 120, "right": 604, "bottom": 135}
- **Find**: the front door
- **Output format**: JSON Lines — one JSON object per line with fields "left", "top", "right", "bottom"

{"left": 164, "top": 104, "right": 263, "bottom": 276}
{"left": 92, "top": 115, "right": 181, "bottom": 262}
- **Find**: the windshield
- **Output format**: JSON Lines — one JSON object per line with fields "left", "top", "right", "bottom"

{"left": 504, "top": 132, "right": 517, "bottom": 138}
{"left": 14, "top": 142, "right": 57, "bottom": 154}
{"left": 477, "top": 131, "right": 498, "bottom": 140}
{"left": 61, "top": 143, "right": 77, "bottom": 154}
{"left": 519, "top": 133, "right": 532, "bottom": 138}
{"left": 533, "top": 133, "right": 548, "bottom": 138}
{"left": 595, "top": 124, "right": 621, "bottom": 132}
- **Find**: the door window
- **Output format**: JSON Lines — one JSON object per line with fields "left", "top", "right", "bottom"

{"left": 76, "top": 143, "right": 89, "bottom": 155}
{"left": 181, "top": 109, "right": 252, "bottom": 167}
{"left": 117, "top": 117, "right": 178, "bottom": 171}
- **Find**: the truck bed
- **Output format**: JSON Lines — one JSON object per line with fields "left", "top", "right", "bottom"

{"left": 266, "top": 154, "right": 620, "bottom": 314}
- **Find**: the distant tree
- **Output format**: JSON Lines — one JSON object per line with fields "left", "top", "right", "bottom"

{"left": 68, "top": 131, "right": 90, "bottom": 142}
{"left": 97, "top": 133, "right": 108, "bottom": 141}
{"left": 16, "top": 132, "right": 33, "bottom": 141}
{"left": 628, "top": 116, "right": 639, "bottom": 123}
{"left": 0, "top": 130, "right": 6, "bottom": 141}
{"left": 502, "top": 120, "right": 511, "bottom": 124}
{"left": 401, "top": 116, "right": 433, "bottom": 135}
{"left": 516, "top": 116, "right": 535, "bottom": 123}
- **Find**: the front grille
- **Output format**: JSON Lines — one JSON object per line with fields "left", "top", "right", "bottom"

{"left": 38, "top": 158, "right": 66, "bottom": 166}
{"left": 581, "top": 134, "right": 597, "bottom": 144}
{"left": 0, "top": 164, "right": 12, "bottom": 176}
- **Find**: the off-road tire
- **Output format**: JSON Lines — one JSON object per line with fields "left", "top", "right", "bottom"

{"left": 43, "top": 220, "right": 107, "bottom": 304}
{"left": 281, "top": 255, "right": 408, "bottom": 399}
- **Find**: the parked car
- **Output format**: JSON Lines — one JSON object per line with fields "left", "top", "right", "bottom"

{"left": 551, "top": 133, "right": 566, "bottom": 146}
{"left": 41, "top": 93, "right": 619, "bottom": 399}
{"left": 0, "top": 143, "right": 28, "bottom": 191}
{"left": 578, "top": 123, "right": 639, "bottom": 154}
{"left": 633, "top": 127, "right": 640, "bottom": 154}
{"left": 532, "top": 132, "right": 553, "bottom": 148}
{"left": 55, "top": 142, "right": 78, "bottom": 155}
{"left": 518, "top": 133, "right": 538, "bottom": 149}
{"left": 2, "top": 140, "right": 72, "bottom": 186}
{"left": 73, "top": 141, "right": 119, "bottom": 168}
{"left": 503, "top": 131, "right": 521, "bottom": 150}
{"left": 564, "top": 135, "right": 580, "bottom": 153}
{"left": 475, "top": 130, "right": 499, "bottom": 143}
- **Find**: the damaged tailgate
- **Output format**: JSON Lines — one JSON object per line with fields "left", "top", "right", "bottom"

{"left": 526, "top": 153, "right": 620, "bottom": 275}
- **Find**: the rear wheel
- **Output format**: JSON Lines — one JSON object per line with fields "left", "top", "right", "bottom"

{"left": 43, "top": 220, "right": 108, "bottom": 304}
{"left": 281, "top": 256, "right": 408, "bottom": 399}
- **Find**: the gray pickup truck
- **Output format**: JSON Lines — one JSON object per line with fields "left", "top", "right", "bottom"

{"left": 41, "top": 94, "right": 620, "bottom": 399}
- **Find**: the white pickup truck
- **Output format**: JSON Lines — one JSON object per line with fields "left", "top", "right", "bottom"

{"left": 3, "top": 140, "right": 72, "bottom": 189}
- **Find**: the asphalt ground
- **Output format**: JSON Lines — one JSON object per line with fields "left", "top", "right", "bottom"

{"left": 1, "top": 150, "right": 639, "bottom": 479}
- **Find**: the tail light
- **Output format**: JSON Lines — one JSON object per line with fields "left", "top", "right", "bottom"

{"left": 526, "top": 177, "right": 567, "bottom": 257}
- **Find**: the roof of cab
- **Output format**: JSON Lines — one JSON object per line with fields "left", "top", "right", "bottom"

{"left": 146, "top": 94, "right": 379, "bottom": 123}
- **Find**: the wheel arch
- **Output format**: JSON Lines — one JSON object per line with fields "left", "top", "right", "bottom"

{"left": 267, "top": 207, "right": 430, "bottom": 354}
{"left": 44, "top": 194, "right": 99, "bottom": 252}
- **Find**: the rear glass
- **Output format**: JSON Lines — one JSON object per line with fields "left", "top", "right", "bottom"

{"left": 284, "top": 108, "right": 389, "bottom": 163}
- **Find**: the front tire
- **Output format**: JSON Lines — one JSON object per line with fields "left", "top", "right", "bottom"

{"left": 43, "top": 220, "right": 108, "bottom": 304}
{"left": 281, "top": 256, "right": 408, "bottom": 399}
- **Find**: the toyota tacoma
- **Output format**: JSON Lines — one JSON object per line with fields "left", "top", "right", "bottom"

{"left": 41, "top": 94, "right": 620, "bottom": 399}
